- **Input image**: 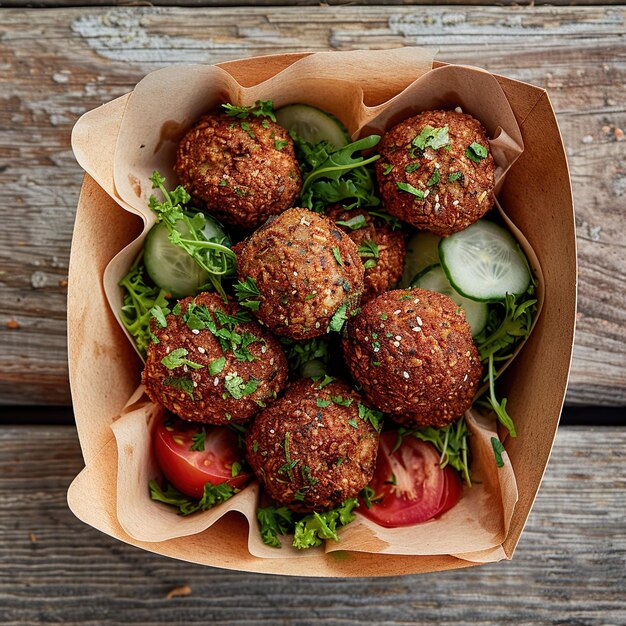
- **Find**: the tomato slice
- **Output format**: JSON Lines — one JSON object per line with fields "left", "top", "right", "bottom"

{"left": 359, "top": 431, "right": 462, "bottom": 528}
{"left": 153, "top": 415, "right": 251, "bottom": 499}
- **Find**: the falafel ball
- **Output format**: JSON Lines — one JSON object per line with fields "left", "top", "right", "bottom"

{"left": 142, "top": 292, "right": 288, "bottom": 424}
{"left": 236, "top": 207, "right": 365, "bottom": 340}
{"left": 342, "top": 288, "right": 482, "bottom": 428}
{"left": 326, "top": 205, "right": 406, "bottom": 302}
{"left": 245, "top": 378, "right": 381, "bottom": 513}
{"left": 175, "top": 112, "right": 301, "bottom": 230}
{"left": 375, "top": 110, "right": 495, "bottom": 237}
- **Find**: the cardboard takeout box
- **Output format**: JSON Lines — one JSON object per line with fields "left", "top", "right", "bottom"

{"left": 67, "top": 50, "right": 576, "bottom": 577}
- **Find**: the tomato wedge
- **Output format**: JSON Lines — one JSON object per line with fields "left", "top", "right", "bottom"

{"left": 359, "top": 431, "right": 462, "bottom": 528}
{"left": 153, "top": 415, "right": 251, "bottom": 499}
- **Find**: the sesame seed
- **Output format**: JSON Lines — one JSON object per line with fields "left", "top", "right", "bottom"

{"left": 270, "top": 358, "right": 275, "bottom": 365}
{"left": 197, "top": 346, "right": 206, "bottom": 354}
{"left": 293, "top": 271, "right": 298, "bottom": 277}
{"left": 315, "top": 321, "right": 321, "bottom": 328}
{"left": 393, "top": 309, "right": 401, "bottom": 315}
{"left": 193, "top": 381, "right": 198, "bottom": 388}
{"left": 453, "top": 200, "right": 459, "bottom": 206}
{"left": 192, "top": 329, "right": 200, "bottom": 335}
{"left": 463, "top": 374, "right": 468, "bottom": 382}
{"left": 435, "top": 202, "right": 440, "bottom": 211}
{"left": 413, "top": 298, "right": 420, "bottom": 304}
{"left": 261, "top": 345, "right": 267, "bottom": 354}
{"left": 412, "top": 326, "right": 421, "bottom": 332}
{"left": 478, "top": 191, "right": 487, "bottom": 203}
{"left": 416, "top": 316, "right": 423, "bottom": 325}
{"left": 455, "top": 106, "right": 463, "bottom": 113}
{"left": 300, "top": 217, "right": 311, "bottom": 226}
{"left": 424, "top": 190, "right": 430, "bottom": 198}
{"left": 373, "top": 346, "right": 380, "bottom": 353}
{"left": 213, "top": 377, "right": 219, "bottom": 386}
{"left": 434, "top": 163, "right": 440, "bottom": 169}
{"left": 395, "top": 335, "right": 402, "bottom": 341}
{"left": 403, "top": 371, "right": 410, "bottom": 379}
{"left": 270, "top": 429, "right": 275, "bottom": 434}
{"left": 435, "top": 194, "right": 440, "bottom": 202}
{"left": 393, "top": 341, "right": 400, "bottom": 348}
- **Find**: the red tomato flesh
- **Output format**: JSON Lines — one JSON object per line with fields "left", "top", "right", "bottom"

{"left": 153, "top": 415, "right": 251, "bottom": 499}
{"left": 359, "top": 431, "right": 462, "bottom": 528}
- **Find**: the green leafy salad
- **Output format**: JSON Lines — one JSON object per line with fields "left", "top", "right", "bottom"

{"left": 118, "top": 99, "right": 538, "bottom": 550}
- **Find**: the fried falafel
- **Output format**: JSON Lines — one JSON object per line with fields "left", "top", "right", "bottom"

{"left": 236, "top": 207, "right": 365, "bottom": 340}
{"left": 142, "top": 292, "right": 288, "bottom": 424}
{"left": 175, "top": 113, "right": 301, "bottom": 230}
{"left": 326, "top": 205, "right": 406, "bottom": 301}
{"left": 342, "top": 288, "right": 482, "bottom": 428}
{"left": 376, "top": 110, "right": 495, "bottom": 237}
{"left": 245, "top": 378, "right": 381, "bottom": 513}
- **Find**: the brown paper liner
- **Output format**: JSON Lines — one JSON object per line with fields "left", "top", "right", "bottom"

{"left": 68, "top": 48, "right": 554, "bottom": 568}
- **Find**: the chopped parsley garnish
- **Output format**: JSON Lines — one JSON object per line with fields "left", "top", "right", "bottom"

{"left": 491, "top": 437, "right": 506, "bottom": 468}
{"left": 218, "top": 178, "right": 228, "bottom": 187}
{"left": 256, "top": 506, "right": 295, "bottom": 548}
{"left": 316, "top": 398, "right": 331, "bottom": 408}
{"left": 224, "top": 374, "right": 259, "bottom": 400}
{"left": 411, "top": 125, "right": 450, "bottom": 152}
{"left": 150, "top": 480, "right": 236, "bottom": 516}
{"left": 278, "top": 431, "right": 298, "bottom": 481}
{"left": 357, "top": 240, "right": 379, "bottom": 270}
{"left": 234, "top": 276, "right": 261, "bottom": 311}
{"left": 382, "top": 163, "right": 394, "bottom": 175}
{"left": 426, "top": 169, "right": 441, "bottom": 187}
{"left": 348, "top": 418, "right": 358, "bottom": 429}
{"left": 335, "top": 213, "right": 367, "bottom": 230}
{"left": 222, "top": 99, "right": 276, "bottom": 122}
{"left": 396, "top": 181, "right": 424, "bottom": 199}
{"left": 292, "top": 498, "right": 359, "bottom": 549}
{"left": 315, "top": 374, "right": 335, "bottom": 389}
{"left": 465, "top": 142, "right": 488, "bottom": 163}
{"left": 189, "top": 428, "right": 206, "bottom": 452}
{"left": 231, "top": 461, "right": 243, "bottom": 478}
{"left": 274, "top": 139, "right": 289, "bottom": 151}
{"left": 328, "top": 302, "right": 349, "bottom": 333}
{"left": 301, "top": 465, "right": 319, "bottom": 486}
{"left": 332, "top": 246, "right": 343, "bottom": 266}
{"left": 150, "top": 305, "right": 169, "bottom": 329}
{"left": 380, "top": 313, "right": 388, "bottom": 321}
{"left": 240, "top": 121, "right": 255, "bottom": 139}
{"left": 331, "top": 395, "right": 353, "bottom": 407}
{"left": 208, "top": 356, "right": 226, "bottom": 376}
{"left": 448, "top": 171, "right": 463, "bottom": 183}
{"left": 405, "top": 162, "right": 421, "bottom": 173}
{"left": 163, "top": 376, "right": 194, "bottom": 399}
{"left": 357, "top": 403, "right": 383, "bottom": 433}
{"left": 161, "top": 348, "right": 203, "bottom": 371}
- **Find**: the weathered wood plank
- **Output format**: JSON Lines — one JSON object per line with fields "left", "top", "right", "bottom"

{"left": 0, "top": 425, "right": 624, "bottom": 623}
{"left": 0, "top": 6, "right": 624, "bottom": 406}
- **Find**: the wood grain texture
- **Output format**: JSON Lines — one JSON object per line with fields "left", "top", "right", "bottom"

{"left": 0, "top": 6, "right": 624, "bottom": 406}
{"left": 0, "top": 424, "right": 624, "bottom": 623}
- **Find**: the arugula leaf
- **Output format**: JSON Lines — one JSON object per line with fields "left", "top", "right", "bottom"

{"left": 119, "top": 257, "right": 170, "bottom": 357}
{"left": 396, "top": 182, "right": 424, "bottom": 199}
{"left": 222, "top": 99, "right": 276, "bottom": 122}
{"left": 149, "top": 479, "right": 236, "bottom": 516}
{"left": 148, "top": 172, "right": 236, "bottom": 299}
{"left": 257, "top": 505, "right": 294, "bottom": 548}
{"left": 465, "top": 142, "right": 488, "bottom": 163}
{"left": 491, "top": 437, "right": 506, "bottom": 468}
{"left": 292, "top": 132, "right": 382, "bottom": 213}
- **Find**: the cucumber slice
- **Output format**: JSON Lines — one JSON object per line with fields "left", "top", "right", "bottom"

{"left": 144, "top": 222, "right": 210, "bottom": 298}
{"left": 439, "top": 220, "right": 531, "bottom": 302}
{"left": 275, "top": 104, "right": 349, "bottom": 147}
{"left": 400, "top": 232, "right": 442, "bottom": 287}
{"left": 411, "top": 265, "right": 488, "bottom": 336}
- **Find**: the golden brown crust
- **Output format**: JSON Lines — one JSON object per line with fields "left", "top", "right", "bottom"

{"left": 375, "top": 110, "right": 495, "bottom": 237}
{"left": 142, "top": 292, "right": 287, "bottom": 424}
{"left": 342, "top": 288, "right": 483, "bottom": 428}
{"left": 236, "top": 208, "right": 365, "bottom": 340}
{"left": 175, "top": 113, "right": 301, "bottom": 229}
{"left": 325, "top": 205, "right": 406, "bottom": 302}
{"left": 245, "top": 378, "right": 379, "bottom": 513}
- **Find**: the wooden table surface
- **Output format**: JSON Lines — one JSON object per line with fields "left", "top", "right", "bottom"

{"left": 0, "top": 3, "right": 624, "bottom": 624}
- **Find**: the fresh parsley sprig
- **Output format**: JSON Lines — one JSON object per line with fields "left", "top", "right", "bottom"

{"left": 148, "top": 171, "right": 236, "bottom": 300}
{"left": 149, "top": 479, "right": 236, "bottom": 516}
{"left": 257, "top": 498, "right": 359, "bottom": 550}
{"left": 234, "top": 276, "right": 261, "bottom": 311}
{"left": 119, "top": 255, "right": 170, "bottom": 358}
{"left": 222, "top": 100, "right": 276, "bottom": 122}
